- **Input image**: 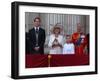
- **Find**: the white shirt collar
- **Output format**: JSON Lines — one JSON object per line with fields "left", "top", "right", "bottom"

{"left": 34, "top": 27, "right": 39, "bottom": 30}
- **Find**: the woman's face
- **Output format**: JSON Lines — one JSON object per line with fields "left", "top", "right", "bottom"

{"left": 54, "top": 28, "right": 60, "bottom": 34}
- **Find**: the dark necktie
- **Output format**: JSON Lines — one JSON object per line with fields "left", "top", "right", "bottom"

{"left": 35, "top": 28, "right": 39, "bottom": 46}
{"left": 36, "top": 28, "right": 39, "bottom": 34}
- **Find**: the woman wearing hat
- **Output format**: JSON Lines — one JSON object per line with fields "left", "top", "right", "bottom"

{"left": 48, "top": 26, "right": 64, "bottom": 54}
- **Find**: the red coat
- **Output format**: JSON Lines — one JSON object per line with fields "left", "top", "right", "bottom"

{"left": 72, "top": 32, "right": 87, "bottom": 55}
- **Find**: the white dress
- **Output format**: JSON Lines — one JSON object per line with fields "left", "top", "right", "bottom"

{"left": 63, "top": 43, "right": 75, "bottom": 54}
{"left": 48, "top": 34, "right": 64, "bottom": 54}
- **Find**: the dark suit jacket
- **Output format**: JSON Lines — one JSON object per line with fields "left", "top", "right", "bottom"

{"left": 29, "top": 27, "right": 45, "bottom": 54}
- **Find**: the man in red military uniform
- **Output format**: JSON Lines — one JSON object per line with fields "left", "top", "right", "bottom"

{"left": 72, "top": 23, "right": 87, "bottom": 55}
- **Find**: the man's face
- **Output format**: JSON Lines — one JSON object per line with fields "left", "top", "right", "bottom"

{"left": 33, "top": 19, "right": 40, "bottom": 27}
{"left": 77, "top": 23, "right": 82, "bottom": 33}
{"left": 77, "top": 26, "right": 81, "bottom": 33}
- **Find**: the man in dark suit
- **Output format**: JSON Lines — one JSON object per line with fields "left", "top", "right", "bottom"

{"left": 29, "top": 17, "right": 45, "bottom": 54}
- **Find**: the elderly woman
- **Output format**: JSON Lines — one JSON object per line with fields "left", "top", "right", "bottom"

{"left": 48, "top": 26, "right": 64, "bottom": 54}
